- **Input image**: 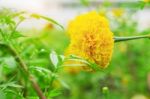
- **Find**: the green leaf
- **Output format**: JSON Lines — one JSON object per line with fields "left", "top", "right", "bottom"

{"left": 67, "top": 55, "right": 101, "bottom": 71}
{"left": 29, "top": 66, "right": 52, "bottom": 75}
{"left": 0, "top": 81, "right": 23, "bottom": 90}
{"left": 12, "top": 11, "right": 26, "bottom": 18}
{"left": 4, "top": 16, "right": 16, "bottom": 25}
{"left": 80, "top": 0, "right": 90, "bottom": 6}
{"left": 11, "top": 31, "right": 24, "bottom": 39}
{"left": 48, "top": 89, "right": 62, "bottom": 98}
{"left": 30, "top": 14, "right": 64, "bottom": 29}
{"left": 139, "top": 1, "right": 146, "bottom": 9}
{"left": 59, "top": 55, "right": 65, "bottom": 62}
{"left": 50, "top": 50, "right": 59, "bottom": 68}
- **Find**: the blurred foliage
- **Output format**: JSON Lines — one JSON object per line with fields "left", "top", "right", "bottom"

{"left": 0, "top": 8, "right": 68, "bottom": 99}
{"left": 80, "top": 0, "right": 90, "bottom": 7}
{"left": 0, "top": 0, "right": 150, "bottom": 99}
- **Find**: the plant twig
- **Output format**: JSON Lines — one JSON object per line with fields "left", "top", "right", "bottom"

{"left": 114, "top": 35, "right": 150, "bottom": 42}
{"left": 0, "top": 42, "right": 46, "bottom": 99}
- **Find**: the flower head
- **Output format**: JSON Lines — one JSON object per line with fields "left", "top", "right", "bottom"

{"left": 65, "top": 11, "right": 114, "bottom": 71}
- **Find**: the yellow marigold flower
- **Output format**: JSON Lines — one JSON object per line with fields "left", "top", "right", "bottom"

{"left": 65, "top": 11, "right": 114, "bottom": 71}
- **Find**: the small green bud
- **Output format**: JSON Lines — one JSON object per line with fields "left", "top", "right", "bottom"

{"left": 102, "top": 86, "right": 109, "bottom": 94}
{"left": 102, "top": 86, "right": 109, "bottom": 99}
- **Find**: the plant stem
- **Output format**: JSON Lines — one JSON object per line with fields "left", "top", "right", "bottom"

{"left": 0, "top": 42, "right": 46, "bottom": 99}
{"left": 114, "top": 35, "right": 150, "bottom": 42}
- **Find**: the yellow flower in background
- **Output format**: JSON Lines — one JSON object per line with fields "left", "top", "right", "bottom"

{"left": 144, "top": 0, "right": 150, "bottom": 3}
{"left": 65, "top": 11, "right": 114, "bottom": 70}
{"left": 112, "top": 8, "right": 124, "bottom": 17}
{"left": 131, "top": 94, "right": 148, "bottom": 99}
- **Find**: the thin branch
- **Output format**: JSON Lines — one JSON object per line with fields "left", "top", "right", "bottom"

{"left": 0, "top": 42, "right": 46, "bottom": 99}
{"left": 9, "top": 19, "right": 24, "bottom": 39}
{"left": 114, "top": 35, "right": 150, "bottom": 42}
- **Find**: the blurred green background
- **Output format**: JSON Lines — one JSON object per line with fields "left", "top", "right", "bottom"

{"left": 0, "top": 0, "right": 150, "bottom": 99}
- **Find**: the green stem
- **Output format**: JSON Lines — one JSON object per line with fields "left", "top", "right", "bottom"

{"left": 0, "top": 42, "right": 46, "bottom": 99}
{"left": 114, "top": 35, "right": 150, "bottom": 42}
{"left": 102, "top": 87, "right": 109, "bottom": 99}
